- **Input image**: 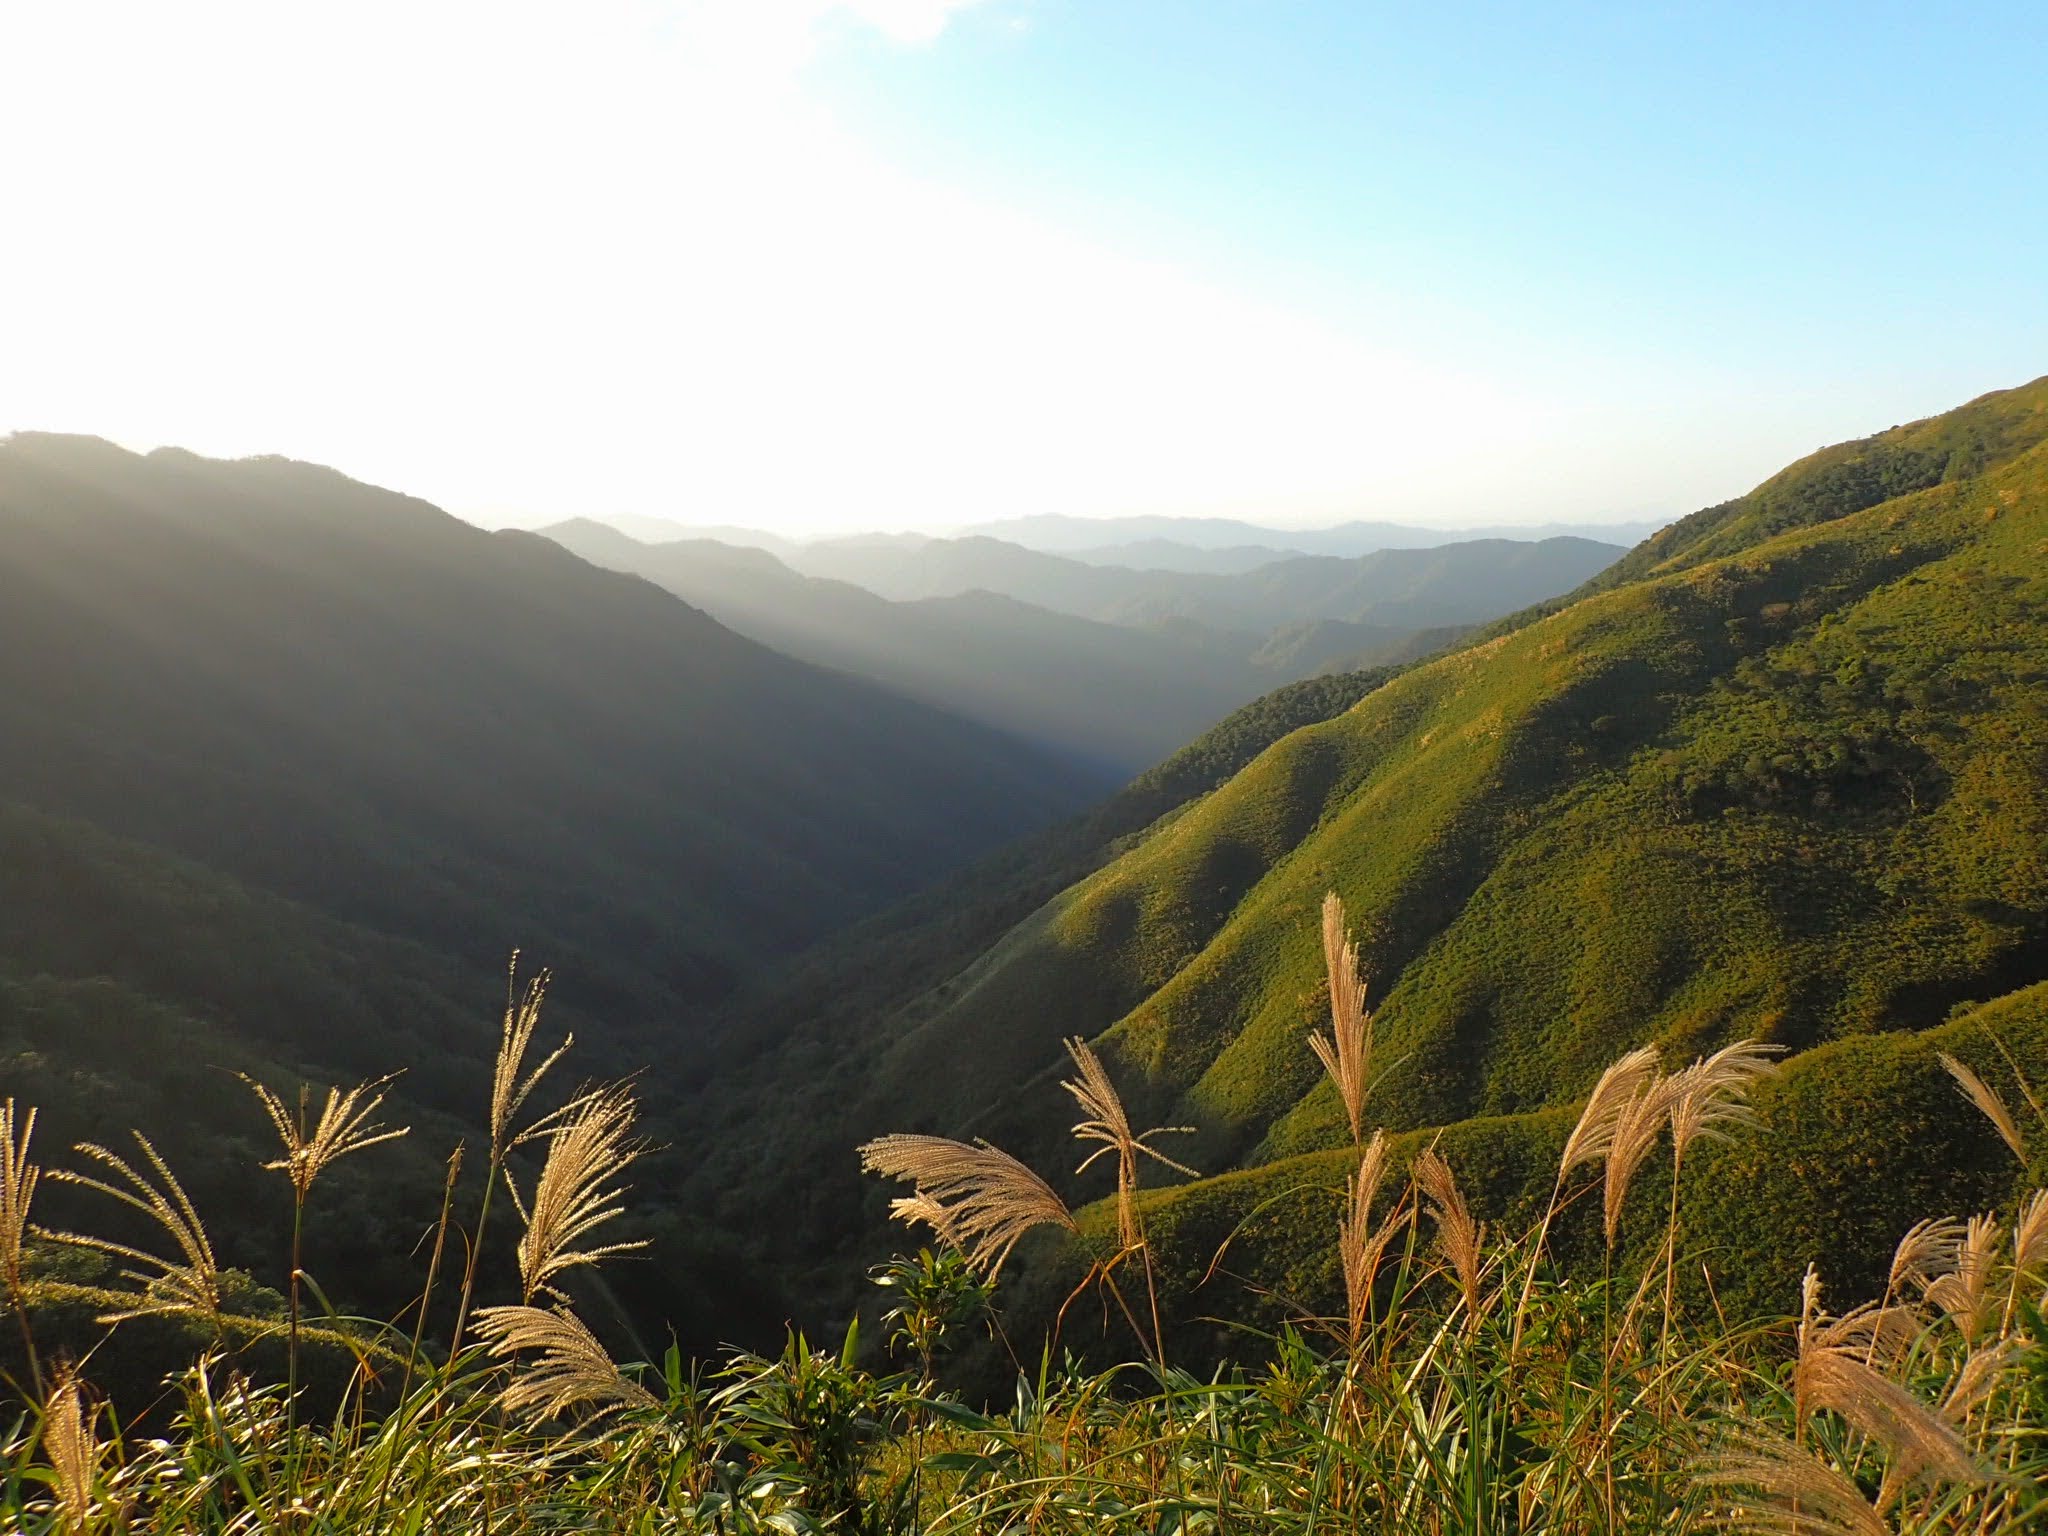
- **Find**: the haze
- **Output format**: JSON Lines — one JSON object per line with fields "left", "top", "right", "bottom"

{"left": 3, "top": 0, "right": 2043, "bottom": 536}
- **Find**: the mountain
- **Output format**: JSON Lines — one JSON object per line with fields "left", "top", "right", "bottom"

{"left": 540, "top": 521, "right": 1613, "bottom": 772}
{"left": 960, "top": 511, "right": 1667, "bottom": 556}
{"left": 782, "top": 530, "right": 1626, "bottom": 630}
{"left": 0, "top": 433, "right": 1107, "bottom": 1341}
{"left": 538, "top": 519, "right": 1278, "bottom": 772}
{"left": 1063, "top": 539, "right": 1295, "bottom": 573}
{"left": 697, "top": 375, "right": 2048, "bottom": 1330}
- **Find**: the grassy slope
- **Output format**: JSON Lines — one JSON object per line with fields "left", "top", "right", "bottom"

{"left": 687, "top": 669, "right": 1406, "bottom": 1269}
{"left": 784, "top": 374, "right": 2048, "bottom": 1320}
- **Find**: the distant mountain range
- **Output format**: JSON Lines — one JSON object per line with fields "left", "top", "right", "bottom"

{"left": 776, "top": 530, "right": 1627, "bottom": 630}
{"left": 525, "top": 510, "right": 1664, "bottom": 572}
{"left": 959, "top": 510, "right": 1670, "bottom": 556}
{"left": 540, "top": 520, "right": 1622, "bottom": 769}
{"left": 690, "top": 373, "right": 2048, "bottom": 1336}
{"left": 0, "top": 434, "right": 1109, "bottom": 1341}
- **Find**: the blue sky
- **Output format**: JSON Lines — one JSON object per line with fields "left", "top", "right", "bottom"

{"left": 813, "top": 2, "right": 2046, "bottom": 411}
{"left": 3, "top": 1, "right": 2042, "bottom": 534}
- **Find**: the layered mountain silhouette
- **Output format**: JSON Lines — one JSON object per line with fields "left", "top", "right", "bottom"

{"left": 693, "top": 375, "right": 2048, "bottom": 1331}
{"left": 543, "top": 520, "right": 1620, "bottom": 769}
{"left": 958, "top": 510, "right": 1667, "bottom": 556}
{"left": 0, "top": 434, "right": 1114, "bottom": 1338}
{"left": 778, "top": 530, "right": 1625, "bottom": 630}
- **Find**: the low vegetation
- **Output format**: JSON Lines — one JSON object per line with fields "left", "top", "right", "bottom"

{"left": 5, "top": 909, "right": 2044, "bottom": 1533}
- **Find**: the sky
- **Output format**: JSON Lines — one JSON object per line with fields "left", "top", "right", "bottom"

{"left": 3, "top": 0, "right": 2044, "bottom": 537}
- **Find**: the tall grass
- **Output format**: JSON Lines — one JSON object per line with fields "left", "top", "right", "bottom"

{"left": 1, "top": 922, "right": 2043, "bottom": 1534}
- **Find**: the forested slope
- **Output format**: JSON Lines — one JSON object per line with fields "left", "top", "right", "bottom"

{"left": 0, "top": 433, "right": 1105, "bottom": 1342}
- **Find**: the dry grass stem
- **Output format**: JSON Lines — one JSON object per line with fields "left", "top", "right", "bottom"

{"left": 1062, "top": 1037, "right": 1196, "bottom": 1251}
{"left": 1696, "top": 1427, "right": 1890, "bottom": 1536}
{"left": 0, "top": 1099, "right": 39, "bottom": 1301}
{"left": 1560, "top": 1045, "right": 1662, "bottom": 1175}
{"left": 1604, "top": 1073, "right": 1676, "bottom": 1246}
{"left": 1888, "top": 1216, "right": 1965, "bottom": 1297}
{"left": 43, "top": 1134, "right": 222, "bottom": 1321}
{"left": 1338, "top": 1129, "right": 1398, "bottom": 1348}
{"left": 492, "top": 953, "right": 570, "bottom": 1155}
{"left": 240, "top": 1072, "right": 409, "bottom": 1198}
{"left": 1795, "top": 1267, "right": 1981, "bottom": 1492}
{"left": 474, "top": 1304, "right": 655, "bottom": 1419}
{"left": 43, "top": 1365, "right": 99, "bottom": 1535}
{"left": 1412, "top": 1147, "right": 1483, "bottom": 1327}
{"left": 509, "top": 1083, "right": 647, "bottom": 1304}
{"left": 1939, "top": 1053, "right": 2027, "bottom": 1161}
{"left": 1668, "top": 1039, "right": 1785, "bottom": 1160}
{"left": 2008, "top": 1187, "right": 2048, "bottom": 1276}
{"left": 1923, "top": 1213, "right": 2002, "bottom": 1344}
{"left": 1941, "top": 1337, "right": 2019, "bottom": 1423}
{"left": 860, "top": 1134, "right": 1076, "bottom": 1278}
{"left": 1310, "top": 891, "right": 1374, "bottom": 1146}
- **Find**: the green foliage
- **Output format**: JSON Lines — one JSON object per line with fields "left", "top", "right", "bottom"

{"left": 710, "top": 374, "right": 2048, "bottom": 1336}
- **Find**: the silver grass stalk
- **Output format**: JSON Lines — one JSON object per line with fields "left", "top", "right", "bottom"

{"left": 1412, "top": 1147, "right": 1484, "bottom": 1328}
{"left": 509, "top": 1083, "right": 648, "bottom": 1304}
{"left": 1887, "top": 1216, "right": 1965, "bottom": 1299}
{"left": 0, "top": 1100, "right": 38, "bottom": 1303}
{"left": 1939, "top": 1053, "right": 2027, "bottom": 1161}
{"left": 492, "top": 955, "right": 569, "bottom": 1160}
{"left": 43, "top": 1134, "right": 222, "bottom": 1322}
{"left": 474, "top": 1304, "right": 655, "bottom": 1419}
{"left": 1603, "top": 1073, "right": 1677, "bottom": 1248}
{"left": 1667, "top": 1040, "right": 1785, "bottom": 1162}
{"left": 0, "top": 1100, "right": 41, "bottom": 1389}
{"left": 1695, "top": 1426, "right": 1890, "bottom": 1536}
{"left": 1062, "top": 1037, "right": 1197, "bottom": 1253}
{"left": 43, "top": 1364, "right": 99, "bottom": 1536}
{"left": 1923, "top": 1213, "right": 2002, "bottom": 1345}
{"left": 240, "top": 1072, "right": 410, "bottom": 1199}
{"left": 859, "top": 1134, "right": 1076, "bottom": 1278}
{"left": 1309, "top": 891, "right": 1374, "bottom": 1146}
{"left": 1559, "top": 1046, "right": 1663, "bottom": 1176}
{"left": 1338, "top": 1129, "right": 1398, "bottom": 1349}
{"left": 1795, "top": 1266, "right": 1981, "bottom": 1491}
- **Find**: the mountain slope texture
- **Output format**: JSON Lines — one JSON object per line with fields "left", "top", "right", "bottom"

{"left": 704, "top": 376, "right": 2048, "bottom": 1328}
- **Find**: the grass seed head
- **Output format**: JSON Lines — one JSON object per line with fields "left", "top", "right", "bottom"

{"left": 860, "top": 1134, "right": 1076, "bottom": 1279}
{"left": 491, "top": 953, "right": 569, "bottom": 1158}
{"left": 1939, "top": 1053, "right": 2027, "bottom": 1162}
{"left": 511, "top": 1083, "right": 647, "bottom": 1304}
{"left": 0, "top": 1098, "right": 39, "bottom": 1299}
{"left": 1412, "top": 1147, "right": 1484, "bottom": 1327}
{"left": 474, "top": 1304, "right": 656, "bottom": 1420}
{"left": 1561, "top": 1045, "right": 1661, "bottom": 1176}
{"left": 43, "top": 1364, "right": 100, "bottom": 1535}
{"left": 1310, "top": 891, "right": 1375, "bottom": 1147}
{"left": 240, "top": 1072, "right": 409, "bottom": 1200}
{"left": 1062, "top": 1037, "right": 1196, "bottom": 1252}
{"left": 42, "top": 1133, "right": 223, "bottom": 1322}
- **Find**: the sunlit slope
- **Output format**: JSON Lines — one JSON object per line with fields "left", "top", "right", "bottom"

{"left": 1522, "top": 373, "right": 2048, "bottom": 617}
{"left": 861, "top": 383, "right": 2048, "bottom": 1187}
{"left": 1019, "top": 980, "right": 2048, "bottom": 1355}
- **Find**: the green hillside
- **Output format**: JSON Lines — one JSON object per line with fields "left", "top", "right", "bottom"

{"left": 712, "top": 374, "right": 2048, "bottom": 1321}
